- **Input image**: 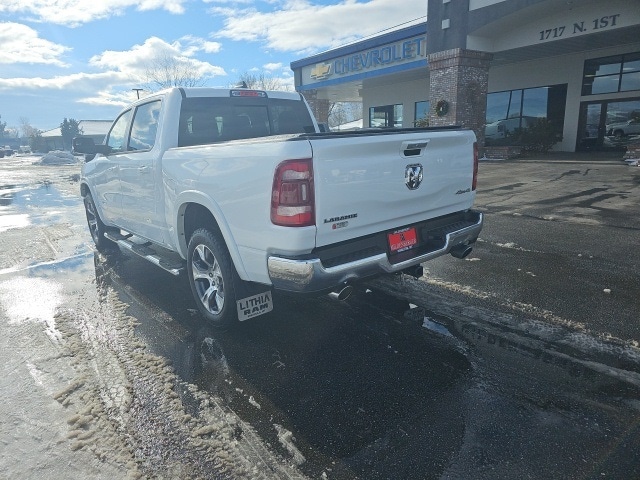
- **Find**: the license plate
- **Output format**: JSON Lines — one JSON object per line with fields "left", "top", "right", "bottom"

{"left": 388, "top": 227, "right": 418, "bottom": 253}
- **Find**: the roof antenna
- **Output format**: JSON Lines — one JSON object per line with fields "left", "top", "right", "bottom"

{"left": 235, "top": 81, "right": 248, "bottom": 88}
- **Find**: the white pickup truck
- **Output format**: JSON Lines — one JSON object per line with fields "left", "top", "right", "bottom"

{"left": 74, "top": 87, "right": 483, "bottom": 328}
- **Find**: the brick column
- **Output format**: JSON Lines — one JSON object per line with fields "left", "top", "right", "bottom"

{"left": 427, "top": 49, "right": 493, "bottom": 146}
{"left": 300, "top": 89, "right": 330, "bottom": 125}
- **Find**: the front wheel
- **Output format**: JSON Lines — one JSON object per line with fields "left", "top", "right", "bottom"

{"left": 84, "top": 193, "right": 117, "bottom": 252}
{"left": 187, "top": 228, "right": 238, "bottom": 329}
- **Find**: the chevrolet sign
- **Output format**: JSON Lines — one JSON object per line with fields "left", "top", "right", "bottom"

{"left": 310, "top": 63, "right": 332, "bottom": 80}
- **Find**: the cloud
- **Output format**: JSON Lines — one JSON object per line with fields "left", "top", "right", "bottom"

{"left": 77, "top": 89, "right": 138, "bottom": 107}
{"left": 211, "top": 0, "right": 420, "bottom": 52}
{"left": 203, "top": 0, "right": 253, "bottom": 4}
{"left": 263, "top": 62, "right": 283, "bottom": 71}
{"left": 89, "top": 36, "right": 226, "bottom": 82}
{"left": 0, "top": 71, "right": 127, "bottom": 91}
{"left": 0, "top": 0, "right": 186, "bottom": 27}
{"left": 179, "top": 35, "right": 223, "bottom": 56}
{"left": 0, "top": 22, "right": 70, "bottom": 66}
{"left": 0, "top": 35, "right": 226, "bottom": 109}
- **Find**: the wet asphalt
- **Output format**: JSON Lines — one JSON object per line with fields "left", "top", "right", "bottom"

{"left": 427, "top": 153, "right": 640, "bottom": 343}
{"left": 96, "top": 249, "right": 640, "bottom": 480}
{"left": 2, "top": 153, "right": 640, "bottom": 479}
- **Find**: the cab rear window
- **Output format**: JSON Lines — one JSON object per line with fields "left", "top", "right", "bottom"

{"left": 178, "top": 96, "right": 315, "bottom": 147}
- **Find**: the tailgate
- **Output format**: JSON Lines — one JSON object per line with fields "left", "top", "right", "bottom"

{"left": 311, "top": 129, "right": 477, "bottom": 248}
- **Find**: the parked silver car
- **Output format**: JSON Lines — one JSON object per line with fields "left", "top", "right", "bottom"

{"left": 606, "top": 118, "right": 640, "bottom": 138}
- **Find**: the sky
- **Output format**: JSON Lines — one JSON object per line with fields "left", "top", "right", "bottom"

{"left": 0, "top": 0, "right": 424, "bottom": 134}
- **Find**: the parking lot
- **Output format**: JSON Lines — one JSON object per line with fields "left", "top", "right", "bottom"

{"left": 1, "top": 151, "right": 639, "bottom": 479}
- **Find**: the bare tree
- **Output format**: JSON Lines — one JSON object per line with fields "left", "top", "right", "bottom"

{"left": 144, "top": 55, "right": 206, "bottom": 90}
{"left": 328, "top": 102, "right": 363, "bottom": 129}
{"left": 328, "top": 103, "right": 347, "bottom": 129}
{"left": 0, "top": 115, "right": 6, "bottom": 140}
{"left": 237, "top": 72, "right": 290, "bottom": 91}
{"left": 18, "top": 118, "right": 44, "bottom": 151}
{"left": 19, "top": 117, "right": 38, "bottom": 139}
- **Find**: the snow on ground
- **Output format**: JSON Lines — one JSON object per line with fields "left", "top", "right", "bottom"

{"left": 50, "top": 281, "right": 309, "bottom": 478}
{"left": 0, "top": 270, "right": 127, "bottom": 479}
{"left": 37, "top": 151, "right": 81, "bottom": 165}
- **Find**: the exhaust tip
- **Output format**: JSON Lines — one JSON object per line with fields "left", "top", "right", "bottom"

{"left": 450, "top": 244, "right": 473, "bottom": 259}
{"left": 328, "top": 284, "right": 354, "bottom": 301}
{"left": 402, "top": 265, "right": 424, "bottom": 279}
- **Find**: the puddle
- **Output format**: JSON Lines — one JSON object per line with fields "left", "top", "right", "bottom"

{"left": 0, "top": 213, "right": 30, "bottom": 232}
{"left": 0, "top": 276, "right": 64, "bottom": 342}
{"left": 0, "top": 183, "right": 84, "bottom": 250}
{"left": 404, "top": 303, "right": 455, "bottom": 337}
{"left": 0, "top": 183, "right": 77, "bottom": 212}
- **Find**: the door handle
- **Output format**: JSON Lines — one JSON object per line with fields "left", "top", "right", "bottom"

{"left": 401, "top": 139, "right": 429, "bottom": 157}
{"left": 139, "top": 165, "right": 152, "bottom": 174}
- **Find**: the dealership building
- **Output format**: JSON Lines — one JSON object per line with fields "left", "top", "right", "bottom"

{"left": 291, "top": 0, "right": 640, "bottom": 153}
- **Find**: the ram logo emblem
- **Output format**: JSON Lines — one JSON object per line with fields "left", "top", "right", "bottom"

{"left": 405, "top": 164, "right": 423, "bottom": 190}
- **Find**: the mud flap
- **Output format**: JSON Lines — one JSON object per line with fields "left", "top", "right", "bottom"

{"left": 232, "top": 276, "right": 273, "bottom": 322}
{"left": 236, "top": 291, "right": 274, "bottom": 321}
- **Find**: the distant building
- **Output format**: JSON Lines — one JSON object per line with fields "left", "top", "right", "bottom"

{"left": 40, "top": 120, "right": 112, "bottom": 151}
{"left": 291, "top": 0, "right": 640, "bottom": 153}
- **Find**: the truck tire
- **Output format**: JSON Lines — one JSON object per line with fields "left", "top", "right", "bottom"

{"left": 187, "top": 228, "right": 237, "bottom": 329}
{"left": 84, "top": 193, "right": 118, "bottom": 252}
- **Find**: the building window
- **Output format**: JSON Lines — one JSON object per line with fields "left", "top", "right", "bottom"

{"left": 415, "top": 101, "right": 429, "bottom": 126}
{"left": 582, "top": 52, "right": 640, "bottom": 96}
{"left": 605, "top": 99, "right": 640, "bottom": 145}
{"left": 369, "top": 104, "right": 403, "bottom": 128}
{"left": 484, "top": 84, "right": 567, "bottom": 146}
{"left": 577, "top": 98, "right": 640, "bottom": 150}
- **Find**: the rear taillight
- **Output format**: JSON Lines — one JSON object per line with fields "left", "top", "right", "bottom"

{"left": 271, "top": 159, "right": 315, "bottom": 227}
{"left": 472, "top": 141, "right": 478, "bottom": 191}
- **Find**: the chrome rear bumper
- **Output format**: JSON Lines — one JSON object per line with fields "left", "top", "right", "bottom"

{"left": 268, "top": 211, "right": 483, "bottom": 293}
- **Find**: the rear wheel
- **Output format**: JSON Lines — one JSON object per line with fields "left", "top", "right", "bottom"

{"left": 84, "top": 193, "right": 117, "bottom": 252}
{"left": 187, "top": 228, "right": 237, "bottom": 329}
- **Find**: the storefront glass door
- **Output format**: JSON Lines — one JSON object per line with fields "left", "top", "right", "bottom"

{"left": 578, "top": 98, "right": 640, "bottom": 150}
{"left": 577, "top": 103, "right": 604, "bottom": 150}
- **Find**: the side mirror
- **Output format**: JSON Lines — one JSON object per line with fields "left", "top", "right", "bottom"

{"left": 72, "top": 136, "right": 111, "bottom": 160}
{"left": 72, "top": 136, "right": 97, "bottom": 154}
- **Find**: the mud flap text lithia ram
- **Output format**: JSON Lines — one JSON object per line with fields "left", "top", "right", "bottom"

{"left": 236, "top": 290, "right": 273, "bottom": 321}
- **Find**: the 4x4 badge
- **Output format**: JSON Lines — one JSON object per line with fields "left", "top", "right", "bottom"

{"left": 405, "top": 164, "right": 423, "bottom": 190}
